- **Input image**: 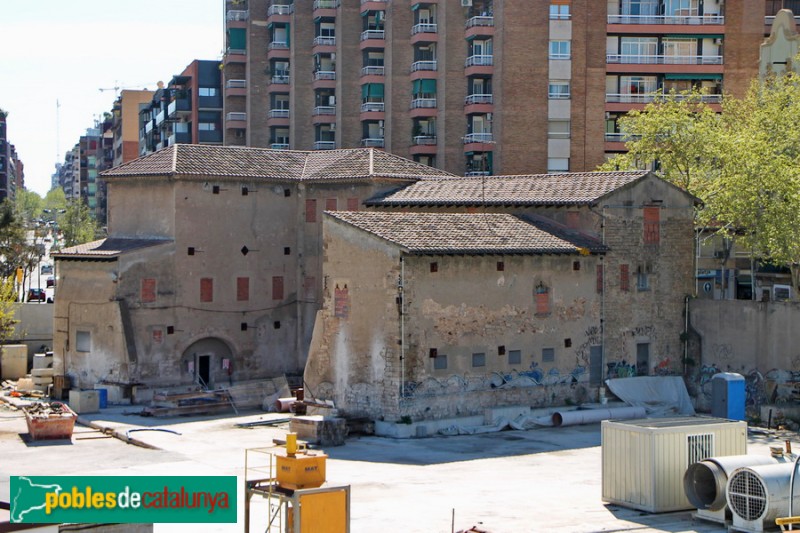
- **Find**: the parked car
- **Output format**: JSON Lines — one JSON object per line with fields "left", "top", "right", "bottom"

{"left": 46, "top": 276, "right": 55, "bottom": 288}
{"left": 27, "top": 288, "right": 46, "bottom": 302}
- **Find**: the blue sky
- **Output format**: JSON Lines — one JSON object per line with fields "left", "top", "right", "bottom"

{"left": 1, "top": 0, "right": 223, "bottom": 196}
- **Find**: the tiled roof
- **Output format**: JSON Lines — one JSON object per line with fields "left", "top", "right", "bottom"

{"left": 326, "top": 211, "right": 606, "bottom": 255}
{"left": 52, "top": 238, "right": 172, "bottom": 259}
{"left": 366, "top": 171, "right": 651, "bottom": 207}
{"left": 101, "top": 145, "right": 455, "bottom": 181}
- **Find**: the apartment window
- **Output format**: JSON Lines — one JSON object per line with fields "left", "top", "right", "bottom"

{"left": 548, "top": 120, "right": 571, "bottom": 139}
{"left": 620, "top": 37, "right": 658, "bottom": 59}
{"left": 662, "top": 38, "right": 697, "bottom": 62}
{"left": 198, "top": 87, "right": 218, "bottom": 97}
{"left": 141, "top": 278, "right": 156, "bottom": 303}
{"left": 434, "top": 354, "right": 448, "bottom": 370}
{"left": 305, "top": 199, "right": 317, "bottom": 223}
{"left": 542, "top": 348, "right": 555, "bottom": 363}
{"left": 621, "top": 0, "right": 659, "bottom": 16}
{"left": 237, "top": 277, "right": 249, "bottom": 302}
{"left": 549, "top": 40, "right": 571, "bottom": 60}
{"left": 472, "top": 353, "right": 486, "bottom": 368}
{"left": 547, "top": 158, "right": 569, "bottom": 173}
{"left": 548, "top": 81, "right": 570, "bottom": 99}
{"left": 200, "top": 278, "right": 214, "bottom": 302}
{"left": 198, "top": 122, "right": 217, "bottom": 131}
{"left": 508, "top": 350, "right": 522, "bottom": 365}
{"left": 621, "top": 75, "right": 658, "bottom": 96}
{"left": 76, "top": 331, "right": 91, "bottom": 353}
{"left": 550, "top": 1, "right": 571, "bottom": 19}
{"left": 272, "top": 276, "right": 284, "bottom": 300}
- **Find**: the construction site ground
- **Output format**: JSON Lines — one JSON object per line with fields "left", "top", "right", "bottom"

{"left": 0, "top": 404, "right": 788, "bottom": 533}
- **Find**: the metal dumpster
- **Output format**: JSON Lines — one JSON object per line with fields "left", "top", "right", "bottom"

{"left": 23, "top": 401, "right": 78, "bottom": 440}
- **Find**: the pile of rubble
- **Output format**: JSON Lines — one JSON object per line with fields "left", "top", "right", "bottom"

{"left": 24, "top": 401, "right": 74, "bottom": 419}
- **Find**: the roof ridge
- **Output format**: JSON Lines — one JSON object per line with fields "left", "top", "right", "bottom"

{"left": 171, "top": 145, "right": 178, "bottom": 174}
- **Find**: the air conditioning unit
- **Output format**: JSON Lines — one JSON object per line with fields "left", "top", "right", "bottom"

{"left": 461, "top": 0, "right": 472, "bottom": 6}
{"left": 727, "top": 463, "right": 800, "bottom": 533}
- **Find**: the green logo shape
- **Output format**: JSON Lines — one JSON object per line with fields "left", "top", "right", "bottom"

{"left": 11, "top": 476, "right": 237, "bottom": 523}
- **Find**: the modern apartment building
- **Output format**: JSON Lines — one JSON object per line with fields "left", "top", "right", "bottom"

{"left": 111, "top": 89, "right": 154, "bottom": 167}
{"left": 139, "top": 59, "right": 223, "bottom": 156}
{"left": 0, "top": 111, "right": 23, "bottom": 202}
{"left": 222, "top": 0, "right": 771, "bottom": 176}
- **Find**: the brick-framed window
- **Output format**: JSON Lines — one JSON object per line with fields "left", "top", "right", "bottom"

{"left": 305, "top": 199, "right": 317, "bottom": 223}
{"left": 200, "top": 278, "right": 214, "bottom": 302}
{"left": 237, "top": 277, "right": 249, "bottom": 301}
{"left": 643, "top": 206, "right": 660, "bottom": 244}
{"left": 347, "top": 198, "right": 359, "bottom": 211}
{"left": 325, "top": 198, "right": 338, "bottom": 211}
{"left": 535, "top": 282, "right": 550, "bottom": 316}
{"left": 620, "top": 264, "right": 630, "bottom": 292}
{"left": 141, "top": 278, "right": 156, "bottom": 303}
{"left": 272, "top": 276, "right": 284, "bottom": 300}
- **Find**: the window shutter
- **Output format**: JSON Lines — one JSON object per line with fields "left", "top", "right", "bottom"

{"left": 305, "top": 199, "right": 317, "bottom": 222}
{"left": 141, "top": 278, "right": 156, "bottom": 303}
{"left": 272, "top": 276, "right": 284, "bottom": 300}
{"left": 200, "top": 278, "right": 214, "bottom": 302}
{"left": 237, "top": 277, "right": 249, "bottom": 301}
{"left": 620, "top": 264, "right": 630, "bottom": 292}
{"left": 643, "top": 206, "right": 660, "bottom": 244}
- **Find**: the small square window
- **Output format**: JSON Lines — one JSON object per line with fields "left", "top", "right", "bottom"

{"left": 430, "top": 262, "right": 438, "bottom": 273}
{"left": 167, "top": 326, "right": 175, "bottom": 334}
{"left": 548, "top": 120, "right": 571, "bottom": 139}
{"left": 274, "top": 321, "right": 281, "bottom": 329}
{"left": 498, "top": 345, "right": 506, "bottom": 355}
{"left": 508, "top": 350, "right": 522, "bottom": 365}
{"left": 547, "top": 157, "right": 570, "bottom": 173}
{"left": 76, "top": 331, "right": 91, "bottom": 353}
{"left": 549, "top": 40, "right": 571, "bottom": 60}
{"left": 429, "top": 348, "right": 438, "bottom": 358}
{"left": 284, "top": 247, "right": 291, "bottom": 255}
{"left": 241, "top": 322, "right": 248, "bottom": 331}
{"left": 548, "top": 81, "right": 570, "bottom": 100}
{"left": 564, "top": 338, "right": 572, "bottom": 348}
{"left": 497, "top": 261, "right": 504, "bottom": 272}
{"left": 212, "top": 185, "right": 220, "bottom": 194}
{"left": 573, "top": 261, "right": 580, "bottom": 271}
{"left": 242, "top": 186, "right": 249, "bottom": 196}
{"left": 188, "top": 247, "right": 195, "bottom": 256}
{"left": 434, "top": 354, "right": 448, "bottom": 370}
{"left": 542, "top": 348, "right": 555, "bottom": 363}
{"left": 472, "top": 353, "right": 486, "bottom": 367}
{"left": 637, "top": 271, "right": 650, "bottom": 291}
{"left": 284, "top": 188, "right": 291, "bottom": 197}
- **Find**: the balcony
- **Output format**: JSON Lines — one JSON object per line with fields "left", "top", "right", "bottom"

{"left": 361, "top": 0, "right": 386, "bottom": 3}
{"left": 226, "top": 10, "right": 249, "bottom": 21}
{"left": 607, "top": 14, "right": 724, "bottom": 25}
{"left": 227, "top": 112, "right": 247, "bottom": 121}
{"left": 412, "top": 23, "right": 437, "bottom": 35}
{"left": 604, "top": 133, "right": 641, "bottom": 142}
{"left": 269, "top": 41, "right": 290, "bottom": 51}
{"left": 465, "top": 94, "right": 493, "bottom": 105}
{"left": 361, "top": 138, "right": 385, "bottom": 148}
{"left": 313, "top": 106, "right": 336, "bottom": 115}
{"left": 465, "top": 55, "right": 493, "bottom": 67}
{"left": 360, "top": 102, "right": 385, "bottom": 112}
{"left": 268, "top": 109, "right": 290, "bottom": 119}
{"left": 361, "top": 66, "right": 385, "bottom": 76}
{"left": 313, "top": 141, "right": 337, "bottom": 150}
{"left": 463, "top": 132, "right": 494, "bottom": 144}
{"left": 271, "top": 143, "right": 290, "bottom": 150}
{"left": 465, "top": 171, "right": 491, "bottom": 177}
{"left": 313, "top": 70, "right": 336, "bottom": 81}
{"left": 155, "top": 110, "right": 166, "bottom": 126}
{"left": 411, "top": 60, "right": 437, "bottom": 72}
{"left": 360, "top": 29, "right": 385, "bottom": 41}
{"left": 271, "top": 74, "right": 290, "bottom": 85}
{"left": 413, "top": 135, "right": 437, "bottom": 145}
{"left": 466, "top": 16, "right": 494, "bottom": 28}
{"left": 606, "top": 54, "right": 723, "bottom": 65}
{"left": 314, "top": 36, "right": 336, "bottom": 46}
{"left": 226, "top": 79, "right": 247, "bottom": 89}
{"left": 168, "top": 97, "right": 191, "bottom": 117}
{"left": 198, "top": 130, "right": 223, "bottom": 143}
{"left": 605, "top": 93, "right": 722, "bottom": 104}
{"left": 411, "top": 98, "right": 437, "bottom": 109}
{"left": 313, "top": 0, "right": 336, "bottom": 8}
{"left": 268, "top": 4, "right": 294, "bottom": 16}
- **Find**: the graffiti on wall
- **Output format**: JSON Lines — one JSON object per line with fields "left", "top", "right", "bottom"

{"left": 575, "top": 325, "right": 602, "bottom": 368}
{"left": 607, "top": 360, "right": 636, "bottom": 379}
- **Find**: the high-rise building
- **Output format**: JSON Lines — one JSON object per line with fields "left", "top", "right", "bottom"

{"left": 111, "top": 89, "right": 154, "bottom": 167}
{"left": 0, "top": 111, "right": 23, "bottom": 202}
{"left": 222, "top": 0, "right": 770, "bottom": 176}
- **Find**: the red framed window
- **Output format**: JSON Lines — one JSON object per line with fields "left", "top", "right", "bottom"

{"left": 305, "top": 199, "right": 317, "bottom": 223}
{"left": 200, "top": 278, "right": 214, "bottom": 302}
{"left": 237, "top": 277, "right": 249, "bottom": 301}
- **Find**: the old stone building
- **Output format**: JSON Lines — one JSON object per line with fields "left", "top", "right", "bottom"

{"left": 304, "top": 171, "right": 698, "bottom": 421}
{"left": 51, "top": 145, "right": 453, "bottom": 394}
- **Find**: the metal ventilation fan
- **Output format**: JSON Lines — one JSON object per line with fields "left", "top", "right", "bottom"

{"left": 727, "top": 463, "right": 800, "bottom": 533}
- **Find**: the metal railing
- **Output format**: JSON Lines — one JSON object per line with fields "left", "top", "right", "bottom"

{"left": 465, "top": 94, "right": 493, "bottom": 105}
{"left": 313, "top": 0, "right": 336, "bottom": 8}
{"left": 411, "top": 98, "right": 437, "bottom": 109}
{"left": 361, "top": 66, "right": 385, "bottom": 76}
{"left": 313, "top": 141, "right": 337, "bottom": 150}
{"left": 313, "top": 106, "right": 336, "bottom": 115}
{"left": 412, "top": 23, "right": 438, "bottom": 35}
{"left": 227, "top": 10, "right": 249, "bottom": 21}
{"left": 227, "top": 47, "right": 246, "bottom": 56}
{"left": 413, "top": 135, "right": 437, "bottom": 145}
{"left": 360, "top": 102, "right": 385, "bottom": 112}
{"left": 270, "top": 143, "right": 290, "bottom": 149}
{"left": 313, "top": 70, "right": 336, "bottom": 81}
{"left": 466, "top": 16, "right": 494, "bottom": 28}
{"left": 268, "top": 4, "right": 293, "bottom": 16}
{"left": 607, "top": 14, "right": 724, "bottom": 24}
{"left": 361, "top": 0, "right": 387, "bottom": 3}
{"left": 411, "top": 60, "right": 437, "bottom": 71}
{"left": 313, "top": 36, "right": 336, "bottom": 46}
{"left": 226, "top": 79, "right": 247, "bottom": 89}
{"left": 465, "top": 170, "right": 491, "bottom": 177}
{"left": 463, "top": 132, "right": 494, "bottom": 144}
{"left": 270, "top": 74, "right": 290, "bottom": 84}
{"left": 465, "top": 54, "right": 493, "bottom": 67}
{"left": 268, "top": 109, "right": 289, "bottom": 119}
{"left": 361, "top": 138, "right": 385, "bottom": 148}
{"left": 360, "top": 29, "right": 385, "bottom": 41}
{"left": 605, "top": 93, "right": 722, "bottom": 103}
{"left": 227, "top": 112, "right": 247, "bottom": 121}
{"left": 606, "top": 54, "right": 723, "bottom": 65}
{"left": 268, "top": 41, "right": 289, "bottom": 50}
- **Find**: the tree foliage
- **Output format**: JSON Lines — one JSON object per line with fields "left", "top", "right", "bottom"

{"left": 600, "top": 77, "right": 800, "bottom": 293}
{"left": 0, "top": 276, "right": 18, "bottom": 343}
{"left": 14, "top": 189, "right": 43, "bottom": 225}
{"left": 58, "top": 199, "right": 98, "bottom": 248}
{"left": 0, "top": 199, "right": 28, "bottom": 279}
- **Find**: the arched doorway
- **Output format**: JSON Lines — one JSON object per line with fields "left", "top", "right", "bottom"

{"left": 181, "top": 337, "right": 233, "bottom": 389}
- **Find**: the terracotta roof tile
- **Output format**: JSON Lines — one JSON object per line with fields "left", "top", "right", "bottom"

{"left": 326, "top": 211, "right": 605, "bottom": 255}
{"left": 102, "top": 145, "right": 454, "bottom": 181}
{"left": 52, "top": 238, "right": 172, "bottom": 259}
{"left": 366, "top": 171, "right": 650, "bottom": 206}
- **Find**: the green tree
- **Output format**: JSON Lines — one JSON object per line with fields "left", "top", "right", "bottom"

{"left": 0, "top": 199, "right": 28, "bottom": 279}
{"left": 42, "top": 188, "right": 67, "bottom": 222}
{"left": 14, "top": 189, "right": 43, "bottom": 225}
{"left": 0, "top": 276, "right": 19, "bottom": 342}
{"left": 58, "top": 199, "right": 98, "bottom": 248}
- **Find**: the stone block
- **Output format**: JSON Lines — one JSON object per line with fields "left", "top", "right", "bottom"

{"left": 290, "top": 415, "right": 347, "bottom": 446}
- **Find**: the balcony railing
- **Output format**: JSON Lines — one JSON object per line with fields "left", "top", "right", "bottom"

{"left": 314, "top": 141, "right": 337, "bottom": 150}
{"left": 226, "top": 79, "right": 247, "bottom": 89}
{"left": 314, "top": 36, "right": 336, "bottom": 46}
{"left": 606, "top": 54, "right": 723, "bottom": 65}
{"left": 227, "top": 112, "right": 247, "bottom": 121}
{"left": 360, "top": 102, "right": 385, "bottom": 112}
{"left": 411, "top": 98, "right": 437, "bottom": 109}
{"left": 465, "top": 170, "right": 491, "bottom": 177}
{"left": 313, "top": 0, "right": 336, "bottom": 8}
{"left": 360, "top": 30, "right": 385, "bottom": 41}
{"left": 271, "top": 74, "right": 290, "bottom": 84}
{"left": 766, "top": 15, "right": 800, "bottom": 25}
{"left": 269, "top": 41, "right": 289, "bottom": 50}
{"left": 268, "top": 4, "right": 294, "bottom": 16}
{"left": 314, "top": 70, "right": 336, "bottom": 81}
{"left": 227, "top": 47, "right": 246, "bottom": 56}
{"left": 465, "top": 94, "right": 493, "bottom": 105}
{"left": 463, "top": 132, "right": 494, "bottom": 144}
{"left": 268, "top": 109, "right": 290, "bottom": 119}
{"left": 227, "top": 10, "right": 249, "bottom": 21}
{"left": 606, "top": 93, "right": 722, "bottom": 104}
{"left": 413, "top": 135, "right": 437, "bottom": 145}
{"left": 361, "top": 0, "right": 387, "bottom": 3}
{"left": 411, "top": 60, "right": 437, "bottom": 72}
{"left": 465, "top": 54, "right": 493, "bottom": 67}
{"left": 465, "top": 16, "right": 494, "bottom": 28}
{"left": 361, "top": 138, "right": 385, "bottom": 148}
{"left": 313, "top": 106, "right": 336, "bottom": 115}
{"left": 361, "top": 65, "right": 385, "bottom": 76}
{"left": 412, "top": 23, "right": 438, "bottom": 35}
{"left": 607, "top": 14, "right": 724, "bottom": 25}
{"left": 604, "top": 133, "right": 639, "bottom": 142}
{"left": 271, "top": 143, "right": 290, "bottom": 150}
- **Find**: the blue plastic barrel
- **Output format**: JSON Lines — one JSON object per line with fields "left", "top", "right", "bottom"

{"left": 95, "top": 388, "right": 108, "bottom": 409}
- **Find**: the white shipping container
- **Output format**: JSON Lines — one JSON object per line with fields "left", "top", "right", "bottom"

{"left": 602, "top": 417, "right": 747, "bottom": 513}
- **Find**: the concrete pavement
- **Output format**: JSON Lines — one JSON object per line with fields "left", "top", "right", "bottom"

{"left": 0, "top": 403, "right": 791, "bottom": 532}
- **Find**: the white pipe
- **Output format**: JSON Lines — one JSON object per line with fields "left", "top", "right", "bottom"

{"left": 551, "top": 406, "right": 646, "bottom": 427}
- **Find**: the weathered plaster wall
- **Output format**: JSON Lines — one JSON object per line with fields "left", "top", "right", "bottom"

{"left": 106, "top": 181, "right": 175, "bottom": 238}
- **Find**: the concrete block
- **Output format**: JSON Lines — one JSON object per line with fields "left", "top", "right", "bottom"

{"left": 69, "top": 389, "right": 100, "bottom": 414}
{"left": 1, "top": 345, "right": 28, "bottom": 380}
{"left": 31, "top": 368, "right": 56, "bottom": 377}
{"left": 32, "top": 376, "right": 53, "bottom": 385}
{"left": 32, "top": 353, "right": 54, "bottom": 369}
{"left": 290, "top": 415, "right": 347, "bottom": 446}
